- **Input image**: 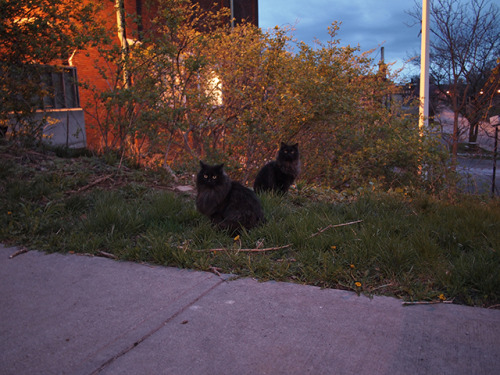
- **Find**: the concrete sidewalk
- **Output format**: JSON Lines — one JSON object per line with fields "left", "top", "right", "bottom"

{"left": 1, "top": 244, "right": 499, "bottom": 375}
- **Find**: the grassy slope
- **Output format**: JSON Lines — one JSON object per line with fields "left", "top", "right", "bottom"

{"left": 1, "top": 143, "right": 499, "bottom": 307}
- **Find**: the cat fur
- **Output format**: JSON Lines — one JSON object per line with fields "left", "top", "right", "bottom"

{"left": 196, "top": 161, "right": 264, "bottom": 234}
{"left": 254, "top": 142, "right": 300, "bottom": 194}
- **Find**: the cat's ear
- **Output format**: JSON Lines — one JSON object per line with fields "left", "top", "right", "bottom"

{"left": 280, "top": 141, "right": 286, "bottom": 148}
{"left": 200, "top": 161, "right": 207, "bottom": 169}
{"left": 293, "top": 143, "right": 299, "bottom": 148}
{"left": 216, "top": 163, "right": 225, "bottom": 171}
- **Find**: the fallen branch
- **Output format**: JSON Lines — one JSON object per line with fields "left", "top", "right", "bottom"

{"left": 402, "top": 300, "right": 453, "bottom": 306}
{"left": 193, "top": 220, "right": 363, "bottom": 253}
{"left": 9, "top": 247, "right": 28, "bottom": 259}
{"left": 196, "top": 244, "right": 293, "bottom": 253}
{"left": 96, "top": 250, "right": 118, "bottom": 260}
{"left": 309, "top": 220, "right": 363, "bottom": 238}
{"left": 370, "top": 283, "right": 394, "bottom": 292}
{"left": 209, "top": 266, "right": 222, "bottom": 276}
{"left": 195, "top": 220, "right": 363, "bottom": 253}
{"left": 67, "top": 174, "right": 114, "bottom": 194}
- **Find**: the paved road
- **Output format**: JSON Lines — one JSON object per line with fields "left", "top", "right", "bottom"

{"left": 457, "top": 156, "right": 500, "bottom": 195}
{"left": 1, "top": 244, "right": 500, "bottom": 375}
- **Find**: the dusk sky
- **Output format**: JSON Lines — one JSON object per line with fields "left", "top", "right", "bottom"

{"left": 259, "top": 0, "right": 423, "bottom": 81}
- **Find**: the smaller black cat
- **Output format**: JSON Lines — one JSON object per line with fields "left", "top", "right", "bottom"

{"left": 196, "top": 161, "right": 264, "bottom": 235}
{"left": 254, "top": 142, "right": 300, "bottom": 194}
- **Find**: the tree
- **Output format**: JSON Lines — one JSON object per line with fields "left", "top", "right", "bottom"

{"left": 204, "top": 24, "right": 307, "bottom": 181}
{"left": 288, "top": 24, "right": 444, "bottom": 190}
{"left": 204, "top": 21, "right": 447, "bottom": 190}
{"left": 83, "top": 1, "right": 449, "bottom": 191}
{"left": 0, "top": 0, "right": 105, "bottom": 142}
{"left": 82, "top": 0, "right": 231, "bottom": 168}
{"left": 408, "top": 0, "right": 499, "bottom": 164}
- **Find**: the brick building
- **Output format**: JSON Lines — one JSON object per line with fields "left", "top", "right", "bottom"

{"left": 69, "top": 0, "right": 258, "bottom": 149}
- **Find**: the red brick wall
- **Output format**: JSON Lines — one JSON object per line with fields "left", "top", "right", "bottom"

{"left": 72, "top": 0, "right": 258, "bottom": 149}
{"left": 71, "top": 1, "right": 120, "bottom": 149}
{"left": 71, "top": 0, "right": 146, "bottom": 149}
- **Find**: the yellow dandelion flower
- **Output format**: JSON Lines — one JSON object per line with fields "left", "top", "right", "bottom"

{"left": 331, "top": 245, "right": 337, "bottom": 250}
{"left": 7, "top": 211, "right": 12, "bottom": 215}
{"left": 350, "top": 264, "right": 355, "bottom": 269}
{"left": 438, "top": 294, "right": 446, "bottom": 301}
{"left": 233, "top": 235, "right": 240, "bottom": 241}
{"left": 355, "top": 282, "right": 362, "bottom": 287}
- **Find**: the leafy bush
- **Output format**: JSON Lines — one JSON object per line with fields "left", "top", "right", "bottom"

{"left": 82, "top": 1, "right": 451, "bottom": 192}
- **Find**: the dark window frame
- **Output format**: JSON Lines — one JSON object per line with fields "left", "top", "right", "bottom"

{"left": 38, "top": 65, "right": 81, "bottom": 110}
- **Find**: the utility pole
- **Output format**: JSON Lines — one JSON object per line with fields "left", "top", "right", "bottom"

{"left": 419, "top": 0, "right": 430, "bottom": 135}
{"left": 230, "top": 0, "right": 235, "bottom": 29}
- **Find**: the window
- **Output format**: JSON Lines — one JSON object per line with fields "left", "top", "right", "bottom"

{"left": 39, "top": 66, "right": 80, "bottom": 109}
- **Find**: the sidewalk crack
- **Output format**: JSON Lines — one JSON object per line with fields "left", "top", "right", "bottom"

{"left": 90, "top": 278, "right": 225, "bottom": 375}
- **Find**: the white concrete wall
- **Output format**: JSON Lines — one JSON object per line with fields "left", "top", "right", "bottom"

{"left": 9, "top": 108, "right": 87, "bottom": 148}
{"left": 42, "top": 109, "right": 87, "bottom": 148}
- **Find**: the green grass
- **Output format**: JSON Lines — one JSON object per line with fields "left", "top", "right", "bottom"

{"left": 1, "top": 142, "right": 499, "bottom": 307}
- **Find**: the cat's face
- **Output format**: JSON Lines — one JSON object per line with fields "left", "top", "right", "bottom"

{"left": 279, "top": 142, "right": 299, "bottom": 162}
{"left": 197, "top": 161, "right": 226, "bottom": 187}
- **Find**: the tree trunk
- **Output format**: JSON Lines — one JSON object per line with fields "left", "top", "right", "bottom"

{"left": 468, "top": 122, "right": 479, "bottom": 143}
{"left": 115, "top": 0, "right": 130, "bottom": 89}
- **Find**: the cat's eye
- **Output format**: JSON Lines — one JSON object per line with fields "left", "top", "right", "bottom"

{"left": 203, "top": 174, "right": 208, "bottom": 179}
{"left": 212, "top": 176, "right": 217, "bottom": 180}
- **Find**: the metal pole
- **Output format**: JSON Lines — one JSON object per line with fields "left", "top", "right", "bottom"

{"left": 230, "top": 0, "right": 234, "bottom": 29}
{"left": 492, "top": 125, "right": 498, "bottom": 197}
{"left": 419, "top": 0, "right": 430, "bottom": 135}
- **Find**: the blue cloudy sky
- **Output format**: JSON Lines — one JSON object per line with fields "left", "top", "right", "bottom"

{"left": 259, "top": 0, "right": 423, "bottom": 81}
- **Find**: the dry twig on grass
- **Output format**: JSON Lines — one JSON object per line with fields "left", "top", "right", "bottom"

{"left": 67, "top": 174, "right": 114, "bottom": 194}
{"left": 96, "top": 251, "right": 118, "bottom": 260}
{"left": 196, "top": 244, "right": 293, "bottom": 253}
{"left": 195, "top": 219, "right": 363, "bottom": 253}
{"left": 402, "top": 300, "right": 453, "bottom": 306}
{"left": 309, "top": 220, "right": 363, "bottom": 238}
{"left": 9, "top": 247, "right": 28, "bottom": 259}
{"left": 209, "top": 266, "right": 223, "bottom": 276}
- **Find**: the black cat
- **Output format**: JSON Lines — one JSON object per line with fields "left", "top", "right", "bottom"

{"left": 254, "top": 142, "right": 300, "bottom": 194}
{"left": 196, "top": 161, "right": 264, "bottom": 234}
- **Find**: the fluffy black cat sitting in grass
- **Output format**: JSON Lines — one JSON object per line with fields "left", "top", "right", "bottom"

{"left": 196, "top": 161, "right": 264, "bottom": 235}
{"left": 254, "top": 142, "right": 300, "bottom": 194}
